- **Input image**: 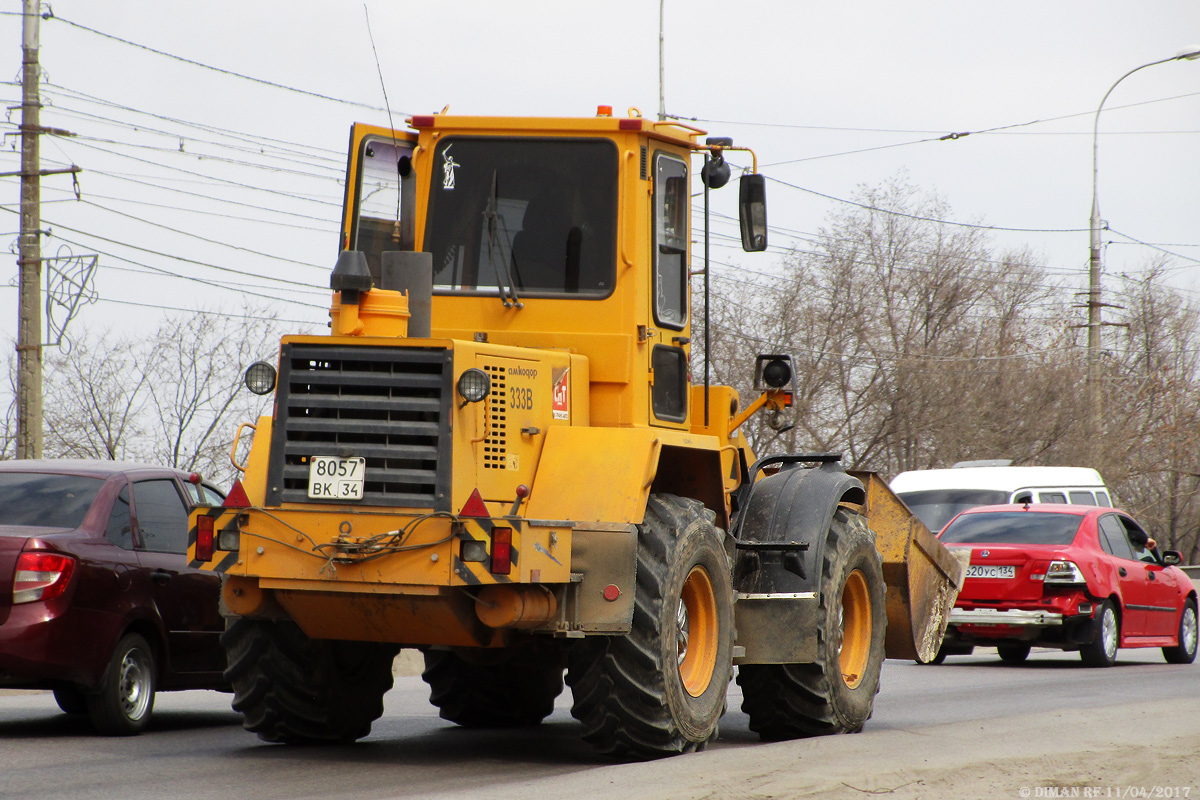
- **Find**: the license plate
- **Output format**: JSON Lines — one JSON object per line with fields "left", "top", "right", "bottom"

{"left": 307, "top": 456, "right": 365, "bottom": 500}
{"left": 965, "top": 564, "right": 1016, "bottom": 579}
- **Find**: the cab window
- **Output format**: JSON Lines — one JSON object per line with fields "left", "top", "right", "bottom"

{"left": 653, "top": 153, "right": 688, "bottom": 329}
{"left": 350, "top": 135, "right": 416, "bottom": 284}
{"left": 424, "top": 137, "right": 617, "bottom": 297}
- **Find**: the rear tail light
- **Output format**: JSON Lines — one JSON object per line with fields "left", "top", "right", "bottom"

{"left": 196, "top": 515, "right": 215, "bottom": 562}
{"left": 13, "top": 552, "right": 77, "bottom": 604}
{"left": 491, "top": 527, "right": 512, "bottom": 575}
{"left": 1044, "top": 560, "right": 1086, "bottom": 585}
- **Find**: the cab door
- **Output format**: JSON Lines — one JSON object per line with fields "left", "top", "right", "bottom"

{"left": 344, "top": 123, "right": 419, "bottom": 282}
{"left": 648, "top": 150, "right": 690, "bottom": 427}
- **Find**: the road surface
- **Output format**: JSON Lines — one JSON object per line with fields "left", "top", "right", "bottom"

{"left": 1, "top": 648, "right": 1197, "bottom": 799}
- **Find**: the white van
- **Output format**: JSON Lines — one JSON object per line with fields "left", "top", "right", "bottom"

{"left": 889, "top": 462, "right": 1112, "bottom": 533}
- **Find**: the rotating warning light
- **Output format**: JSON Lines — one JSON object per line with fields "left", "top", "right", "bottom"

{"left": 754, "top": 354, "right": 794, "bottom": 390}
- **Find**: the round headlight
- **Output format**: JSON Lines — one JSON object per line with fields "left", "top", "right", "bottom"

{"left": 457, "top": 368, "right": 491, "bottom": 404}
{"left": 244, "top": 361, "right": 277, "bottom": 395}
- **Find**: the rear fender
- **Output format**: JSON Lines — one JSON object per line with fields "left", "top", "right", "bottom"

{"left": 731, "top": 456, "right": 863, "bottom": 664}
{"left": 732, "top": 456, "right": 863, "bottom": 596}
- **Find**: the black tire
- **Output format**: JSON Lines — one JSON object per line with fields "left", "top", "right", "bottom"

{"left": 53, "top": 684, "right": 88, "bottom": 715}
{"left": 566, "top": 494, "right": 733, "bottom": 759}
{"left": 86, "top": 633, "right": 156, "bottom": 736}
{"left": 737, "top": 509, "right": 886, "bottom": 740}
{"left": 222, "top": 617, "right": 399, "bottom": 743}
{"left": 1163, "top": 599, "right": 1198, "bottom": 665}
{"left": 997, "top": 643, "right": 1031, "bottom": 664}
{"left": 423, "top": 644, "right": 564, "bottom": 727}
{"left": 1080, "top": 599, "right": 1120, "bottom": 668}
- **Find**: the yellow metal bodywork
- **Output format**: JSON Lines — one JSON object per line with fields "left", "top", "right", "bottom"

{"left": 849, "top": 470, "right": 969, "bottom": 663}
{"left": 186, "top": 111, "right": 961, "bottom": 659}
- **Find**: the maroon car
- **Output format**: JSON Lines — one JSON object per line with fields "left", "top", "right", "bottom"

{"left": 934, "top": 504, "right": 1198, "bottom": 667}
{"left": 0, "top": 460, "right": 228, "bottom": 734}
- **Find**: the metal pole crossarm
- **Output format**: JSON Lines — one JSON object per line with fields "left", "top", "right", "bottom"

{"left": 0, "top": 165, "right": 81, "bottom": 178}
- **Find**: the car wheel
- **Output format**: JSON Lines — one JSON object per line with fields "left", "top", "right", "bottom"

{"left": 52, "top": 685, "right": 88, "bottom": 715}
{"left": 1080, "top": 600, "right": 1119, "bottom": 668}
{"left": 86, "top": 633, "right": 156, "bottom": 735}
{"left": 1163, "top": 599, "right": 1198, "bottom": 665}
{"left": 997, "top": 644, "right": 1031, "bottom": 664}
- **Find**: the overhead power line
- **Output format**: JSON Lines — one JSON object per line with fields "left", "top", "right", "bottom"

{"left": 766, "top": 176, "right": 1089, "bottom": 234}
{"left": 676, "top": 89, "right": 1200, "bottom": 144}
{"left": 48, "top": 13, "right": 399, "bottom": 115}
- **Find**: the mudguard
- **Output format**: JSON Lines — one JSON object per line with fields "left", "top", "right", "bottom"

{"left": 730, "top": 454, "right": 865, "bottom": 664}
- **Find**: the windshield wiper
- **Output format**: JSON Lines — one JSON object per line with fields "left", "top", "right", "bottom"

{"left": 483, "top": 170, "right": 522, "bottom": 309}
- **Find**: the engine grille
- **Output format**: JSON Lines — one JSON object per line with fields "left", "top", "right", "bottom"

{"left": 482, "top": 363, "right": 507, "bottom": 469}
{"left": 266, "top": 343, "right": 453, "bottom": 510}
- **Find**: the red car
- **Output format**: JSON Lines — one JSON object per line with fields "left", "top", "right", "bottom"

{"left": 0, "top": 460, "right": 229, "bottom": 734}
{"left": 933, "top": 504, "right": 1197, "bottom": 667}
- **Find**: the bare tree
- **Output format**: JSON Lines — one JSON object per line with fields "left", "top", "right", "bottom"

{"left": 142, "top": 311, "right": 284, "bottom": 484}
{"left": 43, "top": 331, "right": 153, "bottom": 460}
{"left": 38, "top": 306, "right": 288, "bottom": 487}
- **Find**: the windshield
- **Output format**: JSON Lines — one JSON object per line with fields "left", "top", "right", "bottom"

{"left": 940, "top": 511, "right": 1083, "bottom": 545}
{"left": 896, "top": 489, "right": 1009, "bottom": 533}
{"left": 0, "top": 473, "right": 104, "bottom": 529}
{"left": 424, "top": 137, "right": 617, "bottom": 297}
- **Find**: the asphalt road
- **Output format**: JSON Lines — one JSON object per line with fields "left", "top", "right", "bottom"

{"left": 1, "top": 648, "right": 1197, "bottom": 800}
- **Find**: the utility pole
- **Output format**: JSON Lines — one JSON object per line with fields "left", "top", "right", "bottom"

{"left": 16, "top": 0, "right": 43, "bottom": 459}
{"left": 658, "top": 0, "right": 665, "bottom": 121}
{"left": 1086, "top": 47, "right": 1200, "bottom": 451}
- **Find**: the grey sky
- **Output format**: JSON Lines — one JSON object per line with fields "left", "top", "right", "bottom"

{"left": 1, "top": 1, "right": 1197, "bottom": 355}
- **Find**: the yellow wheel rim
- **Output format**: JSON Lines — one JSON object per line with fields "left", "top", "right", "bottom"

{"left": 839, "top": 569, "right": 872, "bottom": 690}
{"left": 678, "top": 565, "right": 719, "bottom": 697}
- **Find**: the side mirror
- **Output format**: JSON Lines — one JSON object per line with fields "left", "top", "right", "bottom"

{"left": 1162, "top": 550, "right": 1182, "bottom": 566}
{"left": 739, "top": 173, "right": 768, "bottom": 252}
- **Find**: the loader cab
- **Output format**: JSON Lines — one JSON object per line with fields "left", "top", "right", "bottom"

{"left": 339, "top": 114, "right": 764, "bottom": 432}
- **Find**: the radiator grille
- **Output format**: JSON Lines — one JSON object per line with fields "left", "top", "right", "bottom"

{"left": 266, "top": 343, "right": 453, "bottom": 509}
{"left": 482, "top": 363, "right": 507, "bottom": 469}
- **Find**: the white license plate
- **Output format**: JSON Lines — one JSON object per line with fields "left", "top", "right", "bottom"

{"left": 965, "top": 564, "right": 1016, "bottom": 579}
{"left": 307, "top": 456, "right": 365, "bottom": 500}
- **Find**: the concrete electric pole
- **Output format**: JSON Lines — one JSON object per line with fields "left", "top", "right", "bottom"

{"left": 16, "top": 0, "right": 43, "bottom": 459}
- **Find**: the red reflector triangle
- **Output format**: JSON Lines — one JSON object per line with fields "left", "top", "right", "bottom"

{"left": 223, "top": 480, "right": 251, "bottom": 509}
{"left": 459, "top": 488, "right": 489, "bottom": 518}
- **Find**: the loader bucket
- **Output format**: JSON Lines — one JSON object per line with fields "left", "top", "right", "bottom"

{"left": 848, "top": 471, "right": 969, "bottom": 663}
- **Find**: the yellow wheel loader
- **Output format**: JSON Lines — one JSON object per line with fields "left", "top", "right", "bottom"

{"left": 189, "top": 107, "right": 965, "bottom": 759}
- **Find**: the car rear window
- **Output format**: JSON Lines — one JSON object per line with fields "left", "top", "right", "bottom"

{"left": 896, "top": 489, "right": 1009, "bottom": 533}
{"left": 940, "top": 511, "right": 1083, "bottom": 545}
{"left": 0, "top": 473, "right": 104, "bottom": 528}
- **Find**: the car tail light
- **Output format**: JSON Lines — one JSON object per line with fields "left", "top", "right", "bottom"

{"left": 491, "top": 527, "right": 512, "bottom": 575}
{"left": 1044, "top": 560, "right": 1086, "bottom": 585}
{"left": 13, "top": 552, "right": 76, "bottom": 604}
{"left": 196, "top": 515, "right": 215, "bottom": 562}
